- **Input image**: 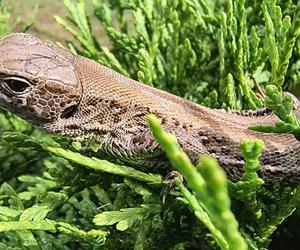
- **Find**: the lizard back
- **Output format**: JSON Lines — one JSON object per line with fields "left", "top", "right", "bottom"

{"left": 0, "top": 33, "right": 300, "bottom": 184}
{"left": 71, "top": 57, "right": 300, "bottom": 184}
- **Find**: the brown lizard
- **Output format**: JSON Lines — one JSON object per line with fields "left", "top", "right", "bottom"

{"left": 0, "top": 33, "right": 300, "bottom": 185}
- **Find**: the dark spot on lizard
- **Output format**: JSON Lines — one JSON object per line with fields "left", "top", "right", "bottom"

{"left": 48, "top": 99, "right": 54, "bottom": 106}
{"left": 43, "top": 92, "right": 52, "bottom": 100}
{"left": 113, "top": 117, "right": 122, "bottom": 123}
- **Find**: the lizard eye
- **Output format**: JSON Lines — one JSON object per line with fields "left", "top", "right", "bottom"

{"left": 1, "top": 77, "right": 31, "bottom": 94}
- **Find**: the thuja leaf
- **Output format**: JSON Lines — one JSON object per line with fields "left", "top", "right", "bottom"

{"left": 262, "top": 2, "right": 279, "bottom": 79}
{"left": 56, "top": 221, "right": 107, "bottom": 245}
{"left": 0, "top": 183, "right": 24, "bottom": 210}
{"left": 0, "top": 220, "right": 56, "bottom": 232}
{"left": 137, "top": 48, "right": 156, "bottom": 85}
{"left": 46, "top": 147, "right": 163, "bottom": 185}
{"left": 0, "top": 206, "right": 21, "bottom": 218}
{"left": 93, "top": 205, "right": 160, "bottom": 231}
{"left": 1, "top": 132, "right": 163, "bottom": 185}
{"left": 240, "top": 139, "right": 265, "bottom": 183}
{"left": 250, "top": 85, "right": 300, "bottom": 139}
{"left": 175, "top": 180, "right": 227, "bottom": 249}
{"left": 148, "top": 114, "right": 247, "bottom": 250}
{"left": 263, "top": 1, "right": 300, "bottom": 86}
{"left": 19, "top": 205, "right": 51, "bottom": 222}
{"left": 265, "top": 85, "right": 298, "bottom": 126}
{"left": 230, "top": 140, "right": 265, "bottom": 219}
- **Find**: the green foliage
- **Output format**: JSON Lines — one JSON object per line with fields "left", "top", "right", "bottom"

{"left": 1, "top": 0, "right": 300, "bottom": 249}
{"left": 250, "top": 84, "right": 300, "bottom": 139}
{"left": 53, "top": 0, "right": 300, "bottom": 108}
{"left": 263, "top": 0, "right": 300, "bottom": 87}
{"left": 148, "top": 115, "right": 247, "bottom": 250}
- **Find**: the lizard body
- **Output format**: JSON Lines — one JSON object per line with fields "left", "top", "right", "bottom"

{"left": 0, "top": 33, "right": 300, "bottom": 184}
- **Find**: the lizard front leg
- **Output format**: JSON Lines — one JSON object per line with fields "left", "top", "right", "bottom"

{"left": 79, "top": 103, "right": 167, "bottom": 168}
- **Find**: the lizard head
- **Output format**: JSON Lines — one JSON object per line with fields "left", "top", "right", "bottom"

{"left": 0, "top": 33, "right": 82, "bottom": 125}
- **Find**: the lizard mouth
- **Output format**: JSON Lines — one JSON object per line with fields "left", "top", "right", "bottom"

{"left": 0, "top": 89, "right": 51, "bottom": 126}
{"left": 0, "top": 91, "right": 12, "bottom": 105}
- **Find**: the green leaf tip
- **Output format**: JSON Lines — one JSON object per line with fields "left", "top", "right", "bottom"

{"left": 252, "top": 84, "right": 300, "bottom": 138}
{"left": 240, "top": 139, "right": 265, "bottom": 161}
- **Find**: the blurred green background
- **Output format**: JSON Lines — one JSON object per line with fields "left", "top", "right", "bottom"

{"left": 7, "top": 0, "right": 110, "bottom": 46}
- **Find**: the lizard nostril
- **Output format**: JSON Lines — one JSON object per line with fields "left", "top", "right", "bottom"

{"left": 60, "top": 104, "right": 77, "bottom": 119}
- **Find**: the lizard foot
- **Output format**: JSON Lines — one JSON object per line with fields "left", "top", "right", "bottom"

{"left": 161, "top": 171, "right": 183, "bottom": 203}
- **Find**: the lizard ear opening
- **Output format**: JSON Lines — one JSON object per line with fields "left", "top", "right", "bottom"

{"left": 60, "top": 104, "right": 77, "bottom": 119}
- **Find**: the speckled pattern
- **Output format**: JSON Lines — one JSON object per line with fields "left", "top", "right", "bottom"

{"left": 0, "top": 33, "right": 300, "bottom": 184}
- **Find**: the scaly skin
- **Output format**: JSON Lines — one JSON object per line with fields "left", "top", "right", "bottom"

{"left": 0, "top": 33, "right": 300, "bottom": 184}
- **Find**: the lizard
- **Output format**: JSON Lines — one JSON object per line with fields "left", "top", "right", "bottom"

{"left": 0, "top": 33, "right": 300, "bottom": 185}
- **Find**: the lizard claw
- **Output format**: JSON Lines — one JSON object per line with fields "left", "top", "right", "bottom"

{"left": 161, "top": 170, "right": 183, "bottom": 203}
